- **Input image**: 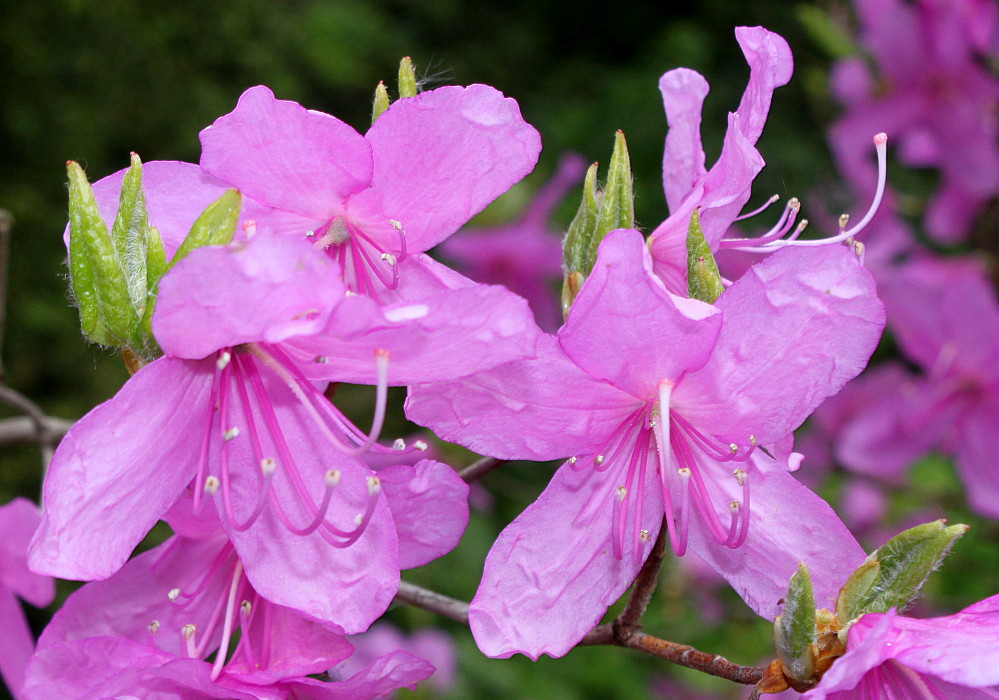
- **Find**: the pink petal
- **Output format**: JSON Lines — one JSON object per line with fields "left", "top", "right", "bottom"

{"left": 288, "top": 650, "right": 435, "bottom": 699}
{"left": 469, "top": 457, "right": 664, "bottom": 659}
{"left": 405, "top": 333, "right": 639, "bottom": 462}
{"left": 954, "top": 403, "right": 999, "bottom": 520}
{"left": 686, "top": 462, "right": 866, "bottom": 620}
{"left": 0, "top": 499, "right": 53, "bottom": 607}
{"left": 153, "top": 230, "right": 344, "bottom": 359}
{"left": 560, "top": 229, "right": 721, "bottom": 401}
{"left": 675, "top": 245, "right": 885, "bottom": 445}
{"left": 732, "top": 26, "right": 794, "bottom": 145}
{"left": 289, "top": 283, "right": 540, "bottom": 386}
{"left": 83, "top": 161, "right": 235, "bottom": 258}
{"left": 200, "top": 85, "right": 373, "bottom": 218}
{"left": 659, "top": 68, "right": 710, "bottom": 211}
{"left": 377, "top": 460, "right": 469, "bottom": 570}
{"left": 363, "top": 84, "right": 541, "bottom": 252}
{"left": 0, "top": 585, "right": 35, "bottom": 700}
{"left": 29, "top": 357, "right": 214, "bottom": 580}
{"left": 218, "top": 372, "right": 398, "bottom": 633}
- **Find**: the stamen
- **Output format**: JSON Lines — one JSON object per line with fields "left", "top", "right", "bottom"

{"left": 168, "top": 588, "right": 181, "bottom": 602}
{"left": 182, "top": 624, "right": 198, "bottom": 658}
{"left": 675, "top": 468, "right": 691, "bottom": 557}
{"left": 413, "top": 440, "right": 428, "bottom": 451}
{"left": 838, "top": 213, "right": 850, "bottom": 230}
{"left": 393, "top": 438, "right": 406, "bottom": 451}
{"left": 210, "top": 561, "right": 243, "bottom": 681}
{"left": 216, "top": 351, "right": 232, "bottom": 371}
{"left": 594, "top": 455, "right": 605, "bottom": 465}
{"left": 730, "top": 469, "right": 751, "bottom": 548}
{"left": 568, "top": 456, "right": 577, "bottom": 465}
{"left": 242, "top": 220, "right": 258, "bottom": 238}
{"left": 611, "top": 486, "right": 627, "bottom": 560}
{"left": 227, "top": 458, "right": 277, "bottom": 532}
{"left": 735, "top": 194, "right": 780, "bottom": 222}
{"left": 223, "top": 427, "right": 239, "bottom": 441}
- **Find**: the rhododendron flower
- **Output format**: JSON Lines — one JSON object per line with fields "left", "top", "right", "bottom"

{"left": 836, "top": 257, "right": 999, "bottom": 519}
{"left": 408, "top": 228, "right": 884, "bottom": 658}
{"left": 31, "top": 222, "right": 471, "bottom": 632}
{"left": 24, "top": 513, "right": 436, "bottom": 699}
{"left": 439, "top": 153, "right": 586, "bottom": 332}
{"left": 648, "top": 27, "right": 887, "bottom": 294}
{"left": 801, "top": 594, "right": 999, "bottom": 698}
{"left": 829, "top": 0, "right": 999, "bottom": 242}
{"left": 200, "top": 83, "right": 542, "bottom": 304}
{"left": 0, "top": 499, "right": 54, "bottom": 700}
{"left": 337, "top": 623, "right": 456, "bottom": 694}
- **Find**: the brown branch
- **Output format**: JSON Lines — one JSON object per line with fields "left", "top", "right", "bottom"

{"left": 393, "top": 578, "right": 766, "bottom": 686}
{"left": 0, "top": 385, "right": 62, "bottom": 469}
{"left": 614, "top": 520, "right": 668, "bottom": 636}
{"left": 0, "top": 415, "right": 73, "bottom": 445}
{"left": 0, "top": 210, "right": 11, "bottom": 383}
{"left": 394, "top": 580, "right": 469, "bottom": 625}
{"left": 458, "top": 456, "right": 506, "bottom": 483}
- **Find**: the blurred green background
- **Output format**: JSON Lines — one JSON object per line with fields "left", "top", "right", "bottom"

{"left": 1, "top": 1, "right": 996, "bottom": 698}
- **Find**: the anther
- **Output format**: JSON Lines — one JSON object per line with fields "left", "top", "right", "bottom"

{"left": 413, "top": 440, "right": 428, "bottom": 451}
{"left": 839, "top": 213, "right": 850, "bottom": 230}
{"left": 389, "top": 220, "right": 403, "bottom": 230}
{"left": 314, "top": 355, "right": 329, "bottom": 364}
{"left": 367, "top": 475, "right": 381, "bottom": 495}
{"left": 380, "top": 253, "right": 397, "bottom": 265}
{"left": 223, "top": 427, "right": 240, "bottom": 441}
{"left": 182, "top": 623, "right": 198, "bottom": 658}
{"left": 616, "top": 485, "right": 628, "bottom": 501}
{"left": 733, "top": 469, "right": 747, "bottom": 486}
{"left": 242, "top": 220, "right": 258, "bottom": 237}
{"left": 148, "top": 621, "right": 160, "bottom": 634}
{"left": 305, "top": 230, "right": 316, "bottom": 238}
{"left": 325, "top": 469, "right": 340, "bottom": 488}
{"left": 639, "top": 529, "right": 650, "bottom": 542}
{"left": 204, "top": 476, "right": 220, "bottom": 496}
{"left": 749, "top": 435, "right": 757, "bottom": 447}
{"left": 568, "top": 456, "right": 577, "bottom": 464}
{"left": 393, "top": 438, "right": 406, "bottom": 451}
{"left": 788, "top": 197, "right": 801, "bottom": 211}
{"left": 240, "top": 600, "right": 252, "bottom": 618}
{"left": 595, "top": 455, "right": 605, "bottom": 465}
{"left": 260, "top": 458, "right": 276, "bottom": 476}
{"left": 217, "top": 351, "right": 232, "bottom": 371}
{"left": 168, "top": 588, "right": 181, "bottom": 602}
{"left": 729, "top": 443, "right": 738, "bottom": 454}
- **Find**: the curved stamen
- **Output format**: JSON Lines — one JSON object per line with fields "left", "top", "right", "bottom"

{"left": 734, "top": 194, "right": 781, "bottom": 222}
{"left": 182, "top": 624, "right": 198, "bottom": 658}
{"left": 730, "top": 133, "right": 888, "bottom": 252}
{"left": 675, "top": 468, "right": 691, "bottom": 557}
{"left": 193, "top": 364, "right": 224, "bottom": 514}
{"left": 611, "top": 486, "right": 627, "bottom": 560}
{"left": 730, "top": 469, "right": 751, "bottom": 548}
{"left": 210, "top": 561, "right": 244, "bottom": 681}
{"left": 720, "top": 198, "right": 798, "bottom": 247}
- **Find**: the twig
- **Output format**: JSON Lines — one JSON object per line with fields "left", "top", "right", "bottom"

{"left": 0, "top": 415, "right": 73, "bottom": 445}
{"left": 0, "top": 210, "right": 10, "bottom": 383}
{"left": 394, "top": 580, "right": 469, "bottom": 624}
{"left": 0, "top": 385, "right": 60, "bottom": 469}
{"left": 392, "top": 578, "right": 766, "bottom": 686}
{"left": 614, "top": 520, "right": 668, "bottom": 637}
{"left": 458, "top": 456, "right": 506, "bottom": 483}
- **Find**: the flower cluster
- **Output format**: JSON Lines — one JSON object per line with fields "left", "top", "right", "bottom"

{"left": 3, "top": 18, "right": 998, "bottom": 700}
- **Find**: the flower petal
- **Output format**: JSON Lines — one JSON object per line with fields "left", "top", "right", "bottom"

{"left": 469, "top": 456, "right": 663, "bottom": 659}
{"left": 0, "top": 585, "right": 35, "bottom": 700}
{"left": 153, "top": 230, "right": 343, "bottom": 359}
{"left": 29, "top": 357, "right": 214, "bottom": 580}
{"left": 560, "top": 229, "right": 721, "bottom": 401}
{"left": 288, "top": 650, "right": 435, "bottom": 699}
{"left": 686, "top": 463, "right": 866, "bottom": 619}
{"left": 0, "top": 499, "right": 53, "bottom": 607}
{"left": 290, "top": 283, "right": 539, "bottom": 386}
{"left": 659, "top": 68, "right": 710, "bottom": 212}
{"left": 377, "top": 460, "right": 469, "bottom": 570}
{"left": 732, "top": 26, "right": 794, "bottom": 145}
{"left": 363, "top": 84, "right": 541, "bottom": 252}
{"left": 405, "top": 334, "right": 639, "bottom": 461}
{"left": 200, "top": 85, "right": 373, "bottom": 218}
{"left": 675, "top": 245, "right": 885, "bottom": 445}
{"left": 218, "top": 370, "right": 398, "bottom": 633}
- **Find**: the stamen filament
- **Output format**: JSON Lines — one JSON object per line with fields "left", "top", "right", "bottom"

{"left": 210, "top": 561, "right": 244, "bottom": 681}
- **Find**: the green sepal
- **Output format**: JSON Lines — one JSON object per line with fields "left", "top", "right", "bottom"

{"left": 835, "top": 520, "right": 969, "bottom": 621}
{"left": 398, "top": 56, "right": 418, "bottom": 98}
{"left": 66, "top": 161, "right": 138, "bottom": 346}
{"left": 561, "top": 162, "right": 600, "bottom": 314}
{"left": 372, "top": 81, "right": 390, "bottom": 124}
{"left": 110, "top": 153, "right": 151, "bottom": 312}
{"left": 686, "top": 208, "right": 725, "bottom": 303}
{"left": 774, "top": 563, "right": 817, "bottom": 683}
{"left": 560, "top": 131, "right": 635, "bottom": 314}
{"left": 136, "top": 225, "right": 167, "bottom": 355}
{"left": 594, "top": 130, "right": 634, "bottom": 245}
{"left": 168, "top": 189, "right": 242, "bottom": 269}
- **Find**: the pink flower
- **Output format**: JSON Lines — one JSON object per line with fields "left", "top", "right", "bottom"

{"left": 802, "top": 594, "right": 999, "bottom": 698}
{"left": 24, "top": 517, "right": 435, "bottom": 699}
{"left": 836, "top": 257, "right": 999, "bottom": 519}
{"left": 32, "top": 220, "right": 469, "bottom": 632}
{"left": 648, "top": 27, "right": 888, "bottom": 294}
{"left": 829, "top": 0, "right": 999, "bottom": 242}
{"left": 200, "top": 84, "right": 542, "bottom": 304}
{"left": 0, "top": 499, "right": 54, "bottom": 700}
{"left": 337, "top": 623, "right": 456, "bottom": 694}
{"left": 407, "top": 228, "right": 884, "bottom": 658}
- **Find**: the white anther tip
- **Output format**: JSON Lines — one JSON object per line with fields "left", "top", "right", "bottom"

{"left": 325, "top": 469, "right": 341, "bottom": 488}
{"left": 594, "top": 454, "right": 605, "bottom": 465}
{"left": 414, "top": 440, "right": 428, "bottom": 451}
{"left": 182, "top": 623, "right": 197, "bottom": 639}
{"left": 568, "top": 456, "right": 578, "bottom": 464}
{"left": 393, "top": 438, "right": 406, "bottom": 451}
{"left": 223, "top": 427, "right": 240, "bottom": 441}
{"left": 615, "top": 485, "right": 627, "bottom": 501}
{"left": 148, "top": 620, "right": 160, "bottom": 633}
{"left": 260, "top": 458, "right": 276, "bottom": 476}
{"left": 168, "top": 588, "right": 181, "bottom": 602}
{"left": 203, "top": 476, "right": 220, "bottom": 495}
{"left": 367, "top": 476, "right": 381, "bottom": 494}
{"left": 216, "top": 351, "right": 232, "bottom": 370}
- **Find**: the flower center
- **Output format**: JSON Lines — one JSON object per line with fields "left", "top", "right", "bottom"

{"left": 307, "top": 216, "right": 409, "bottom": 299}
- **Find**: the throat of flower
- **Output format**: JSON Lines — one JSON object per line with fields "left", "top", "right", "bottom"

{"left": 308, "top": 216, "right": 409, "bottom": 299}
{"left": 191, "top": 344, "right": 414, "bottom": 547}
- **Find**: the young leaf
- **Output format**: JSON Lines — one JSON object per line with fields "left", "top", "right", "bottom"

{"left": 592, "top": 130, "right": 634, "bottom": 264}
{"left": 836, "top": 520, "right": 968, "bottom": 621}
{"left": 774, "top": 563, "right": 817, "bottom": 683}
{"left": 372, "top": 80, "right": 391, "bottom": 124}
{"left": 110, "top": 153, "right": 151, "bottom": 311}
{"left": 168, "top": 189, "right": 242, "bottom": 268}
{"left": 398, "top": 56, "right": 418, "bottom": 98}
